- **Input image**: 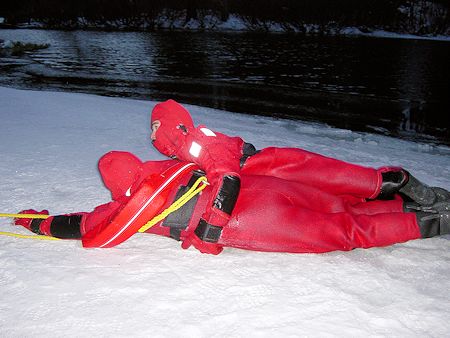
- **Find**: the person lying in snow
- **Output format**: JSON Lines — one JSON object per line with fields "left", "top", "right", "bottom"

{"left": 14, "top": 99, "right": 450, "bottom": 254}
{"left": 14, "top": 151, "right": 450, "bottom": 254}
{"left": 148, "top": 99, "right": 450, "bottom": 253}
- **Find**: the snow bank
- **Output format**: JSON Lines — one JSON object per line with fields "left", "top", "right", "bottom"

{"left": 0, "top": 87, "right": 449, "bottom": 337}
{"left": 340, "top": 26, "right": 450, "bottom": 41}
{"left": 162, "top": 14, "right": 450, "bottom": 41}
{"left": 11, "top": 13, "right": 450, "bottom": 41}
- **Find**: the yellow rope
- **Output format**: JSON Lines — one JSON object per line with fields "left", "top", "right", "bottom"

{"left": 0, "top": 213, "right": 49, "bottom": 219}
{"left": 138, "top": 176, "right": 208, "bottom": 233}
{"left": 0, "top": 231, "right": 60, "bottom": 241}
{"left": 0, "top": 176, "right": 208, "bottom": 241}
{"left": 0, "top": 213, "right": 59, "bottom": 240}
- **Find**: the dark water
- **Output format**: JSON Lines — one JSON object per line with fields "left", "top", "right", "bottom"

{"left": 1, "top": 29, "right": 449, "bottom": 145}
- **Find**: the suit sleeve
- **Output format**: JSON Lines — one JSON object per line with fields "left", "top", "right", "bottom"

{"left": 174, "top": 128, "right": 244, "bottom": 253}
{"left": 197, "top": 141, "right": 242, "bottom": 228}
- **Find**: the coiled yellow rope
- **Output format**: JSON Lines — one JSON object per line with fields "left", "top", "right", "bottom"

{"left": 0, "top": 176, "right": 208, "bottom": 241}
{"left": 138, "top": 176, "right": 208, "bottom": 232}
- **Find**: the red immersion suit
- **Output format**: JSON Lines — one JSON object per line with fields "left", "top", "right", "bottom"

{"left": 22, "top": 151, "right": 420, "bottom": 254}
{"left": 90, "top": 152, "right": 421, "bottom": 253}
{"left": 147, "top": 100, "right": 422, "bottom": 254}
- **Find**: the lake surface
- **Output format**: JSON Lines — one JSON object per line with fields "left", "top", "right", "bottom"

{"left": 0, "top": 29, "right": 449, "bottom": 145}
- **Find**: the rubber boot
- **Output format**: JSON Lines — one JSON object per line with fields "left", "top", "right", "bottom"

{"left": 400, "top": 173, "right": 450, "bottom": 206}
{"left": 431, "top": 187, "right": 450, "bottom": 204}
{"left": 378, "top": 169, "right": 409, "bottom": 199}
{"left": 404, "top": 202, "right": 450, "bottom": 238}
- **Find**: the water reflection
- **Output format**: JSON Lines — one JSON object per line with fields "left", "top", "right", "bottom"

{"left": 396, "top": 40, "right": 449, "bottom": 138}
{"left": 0, "top": 29, "right": 448, "bottom": 144}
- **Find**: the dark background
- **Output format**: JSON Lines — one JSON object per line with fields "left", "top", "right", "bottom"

{"left": 1, "top": 1, "right": 449, "bottom": 35}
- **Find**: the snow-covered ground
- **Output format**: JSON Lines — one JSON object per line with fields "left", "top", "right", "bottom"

{"left": 0, "top": 86, "right": 449, "bottom": 337}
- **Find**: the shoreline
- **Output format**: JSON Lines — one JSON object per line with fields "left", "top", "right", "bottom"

{"left": 2, "top": 83, "right": 449, "bottom": 148}
{"left": 3, "top": 18, "right": 449, "bottom": 42}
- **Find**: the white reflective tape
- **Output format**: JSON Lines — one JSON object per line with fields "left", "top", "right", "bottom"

{"left": 189, "top": 141, "right": 202, "bottom": 158}
{"left": 125, "top": 187, "right": 132, "bottom": 197}
{"left": 200, "top": 128, "right": 216, "bottom": 137}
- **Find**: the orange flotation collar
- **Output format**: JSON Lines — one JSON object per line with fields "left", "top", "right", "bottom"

{"left": 82, "top": 162, "right": 200, "bottom": 248}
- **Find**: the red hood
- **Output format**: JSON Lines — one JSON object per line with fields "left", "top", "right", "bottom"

{"left": 98, "top": 151, "right": 142, "bottom": 201}
{"left": 151, "top": 99, "right": 194, "bottom": 157}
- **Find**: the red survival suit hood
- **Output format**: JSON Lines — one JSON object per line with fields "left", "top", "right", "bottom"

{"left": 98, "top": 151, "right": 142, "bottom": 201}
{"left": 151, "top": 99, "right": 195, "bottom": 157}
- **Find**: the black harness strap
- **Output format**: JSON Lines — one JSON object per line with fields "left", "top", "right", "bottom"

{"left": 240, "top": 142, "right": 259, "bottom": 168}
{"left": 165, "top": 142, "right": 257, "bottom": 243}
{"left": 163, "top": 170, "right": 204, "bottom": 241}
{"left": 193, "top": 142, "right": 258, "bottom": 243}
{"left": 194, "top": 219, "right": 222, "bottom": 243}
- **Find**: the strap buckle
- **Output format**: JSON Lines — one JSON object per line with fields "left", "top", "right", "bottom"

{"left": 194, "top": 219, "right": 222, "bottom": 243}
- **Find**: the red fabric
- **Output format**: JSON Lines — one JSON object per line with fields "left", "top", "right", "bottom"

{"left": 151, "top": 99, "right": 195, "bottom": 158}
{"left": 242, "top": 147, "right": 382, "bottom": 199}
{"left": 172, "top": 127, "right": 243, "bottom": 227}
{"left": 93, "top": 152, "right": 421, "bottom": 253}
{"left": 217, "top": 175, "right": 421, "bottom": 253}
{"left": 16, "top": 151, "right": 421, "bottom": 254}
{"left": 14, "top": 209, "right": 49, "bottom": 231}
{"left": 151, "top": 100, "right": 244, "bottom": 229}
{"left": 147, "top": 100, "right": 423, "bottom": 253}
{"left": 14, "top": 209, "right": 89, "bottom": 238}
{"left": 149, "top": 100, "right": 388, "bottom": 200}
{"left": 98, "top": 151, "right": 142, "bottom": 201}
{"left": 81, "top": 151, "right": 175, "bottom": 237}
{"left": 149, "top": 100, "right": 390, "bottom": 231}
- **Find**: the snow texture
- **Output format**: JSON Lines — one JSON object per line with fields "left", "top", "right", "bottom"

{"left": 0, "top": 87, "right": 449, "bottom": 337}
